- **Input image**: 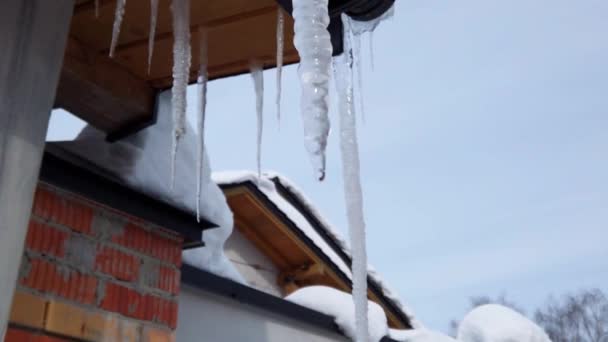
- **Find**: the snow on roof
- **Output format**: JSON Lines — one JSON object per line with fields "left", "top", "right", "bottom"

{"left": 213, "top": 170, "right": 420, "bottom": 328}
{"left": 457, "top": 304, "right": 551, "bottom": 342}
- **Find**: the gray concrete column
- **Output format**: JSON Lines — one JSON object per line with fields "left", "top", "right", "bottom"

{"left": 0, "top": 1, "right": 74, "bottom": 338}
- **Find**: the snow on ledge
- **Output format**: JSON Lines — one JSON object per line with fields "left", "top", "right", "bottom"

{"left": 286, "top": 286, "right": 388, "bottom": 342}
{"left": 389, "top": 328, "right": 457, "bottom": 342}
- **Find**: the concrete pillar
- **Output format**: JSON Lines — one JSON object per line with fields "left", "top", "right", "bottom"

{"left": 0, "top": 1, "right": 74, "bottom": 338}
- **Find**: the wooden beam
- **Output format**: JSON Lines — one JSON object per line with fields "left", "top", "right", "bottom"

{"left": 54, "top": 37, "right": 156, "bottom": 134}
{"left": 74, "top": 0, "right": 113, "bottom": 14}
{"left": 280, "top": 281, "right": 300, "bottom": 296}
{"left": 279, "top": 263, "right": 326, "bottom": 283}
{"left": 148, "top": 49, "right": 300, "bottom": 90}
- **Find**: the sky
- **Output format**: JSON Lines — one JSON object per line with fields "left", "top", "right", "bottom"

{"left": 48, "top": 0, "right": 608, "bottom": 333}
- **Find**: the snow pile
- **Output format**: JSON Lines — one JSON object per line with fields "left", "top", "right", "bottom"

{"left": 390, "top": 304, "right": 551, "bottom": 342}
{"left": 286, "top": 286, "right": 388, "bottom": 342}
{"left": 389, "top": 329, "right": 457, "bottom": 342}
{"left": 214, "top": 171, "right": 419, "bottom": 328}
{"left": 292, "top": 0, "right": 333, "bottom": 180}
{"left": 54, "top": 91, "right": 244, "bottom": 284}
{"left": 457, "top": 304, "right": 552, "bottom": 342}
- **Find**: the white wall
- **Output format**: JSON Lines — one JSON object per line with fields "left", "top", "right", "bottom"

{"left": 176, "top": 285, "right": 348, "bottom": 342}
{"left": 225, "top": 229, "right": 283, "bottom": 297}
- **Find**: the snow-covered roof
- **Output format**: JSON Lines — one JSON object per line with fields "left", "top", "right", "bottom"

{"left": 213, "top": 170, "right": 420, "bottom": 329}
{"left": 457, "top": 304, "right": 551, "bottom": 342}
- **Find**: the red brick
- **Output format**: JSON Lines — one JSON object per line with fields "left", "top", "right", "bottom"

{"left": 4, "top": 328, "right": 70, "bottom": 342}
{"left": 158, "top": 266, "right": 180, "bottom": 295}
{"left": 39, "top": 337, "right": 70, "bottom": 342}
{"left": 20, "top": 258, "right": 97, "bottom": 305}
{"left": 95, "top": 246, "right": 140, "bottom": 282}
{"left": 25, "top": 221, "right": 68, "bottom": 258}
{"left": 100, "top": 282, "right": 146, "bottom": 320}
{"left": 148, "top": 234, "right": 180, "bottom": 265}
{"left": 143, "top": 294, "right": 177, "bottom": 328}
{"left": 5, "top": 328, "right": 37, "bottom": 342}
{"left": 32, "top": 186, "right": 93, "bottom": 235}
{"left": 113, "top": 223, "right": 181, "bottom": 266}
{"left": 100, "top": 282, "right": 121, "bottom": 313}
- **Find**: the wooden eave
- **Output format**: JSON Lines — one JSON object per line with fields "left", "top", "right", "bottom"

{"left": 54, "top": 0, "right": 393, "bottom": 140}
{"left": 56, "top": 0, "right": 299, "bottom": 138}
{"left": 221, "top": 182, "right": 413, "bottom": 330}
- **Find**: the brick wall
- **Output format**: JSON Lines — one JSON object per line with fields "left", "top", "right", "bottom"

{"left": 6, "top": 183, "right": 183, "bottom": 342}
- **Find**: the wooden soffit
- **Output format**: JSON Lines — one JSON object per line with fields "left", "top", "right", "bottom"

{"left": 56, "top": 0, "right": 298, "bottom": 137}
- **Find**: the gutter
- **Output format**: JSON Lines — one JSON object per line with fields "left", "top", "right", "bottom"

{"left": 275, "top": 0, "right": 395, "bottom": 55}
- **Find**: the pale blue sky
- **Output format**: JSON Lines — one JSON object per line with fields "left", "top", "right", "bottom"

{"left": 49, "top": 0, "right": 608, "bottom": 333}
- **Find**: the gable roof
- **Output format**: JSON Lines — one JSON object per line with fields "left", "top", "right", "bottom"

{"left": 214, "top": 171, "right": 420, "bottom": 330}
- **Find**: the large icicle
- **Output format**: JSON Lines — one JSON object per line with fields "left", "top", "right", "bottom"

{"left": 352, "top": 30, "right": 365, "bottom": 123}
{"left": 196, "top": 29, "right": 209, "bottom": 222}
{"left": 170, "top": 0, "right": 191, "bottom": 190}
{"left": 292, "top": 0, "right": 333, "bottom": 181}
{"left": 147, "top": 0, "right": 159, "bottom": 74}
{"left": 334, "top": 14, "right": 369, "bottom": 342}
{"left": 369, "top": 31, "right": 375, "bottom": 71}
{"left": 276, "top": 8, "right": 285, "bottom": 125}
{"left": 109, "top": 0, "right": 127, "bottom": 58}
{"left": 250, "top": 63, "right": 264, "bottom": 178}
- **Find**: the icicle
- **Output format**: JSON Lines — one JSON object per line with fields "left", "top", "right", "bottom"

{"left": 292, "top": 0, "right": 332, "bottom": 181}
{"left": 170, "top": 0, "right": 191, "bottom": 190}
{"left": 352, "top": 29, "right": 365, "bottom": 123}
{"left": 349, "top": 3, "right": 395, "bottom": 69}
{"left": 250, "top": 63, "right": 264, "bottom": 178}
{"left": 147, "top": 0, "right": 159, "bottom": 74}
{"left": 109, "top": 0, "right": 127, "bottom": 58}
{"left": 196, "top": 28, "right": 208, "bottom": 223}
{"left": 334, "top": 13, "right": 369, "bottom": 342}
{"left": 276, "top": 8, "right": 285, "bottom": 125}
{"left": 369, "top": 31, "right": 375, "bottom": 71}
{"left": 95, "top": 0, "right": 100, "bottom": 18}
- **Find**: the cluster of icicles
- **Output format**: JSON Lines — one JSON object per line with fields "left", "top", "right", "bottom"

{"left": 105, "top": 1, "right": 388, "bottom": 341}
